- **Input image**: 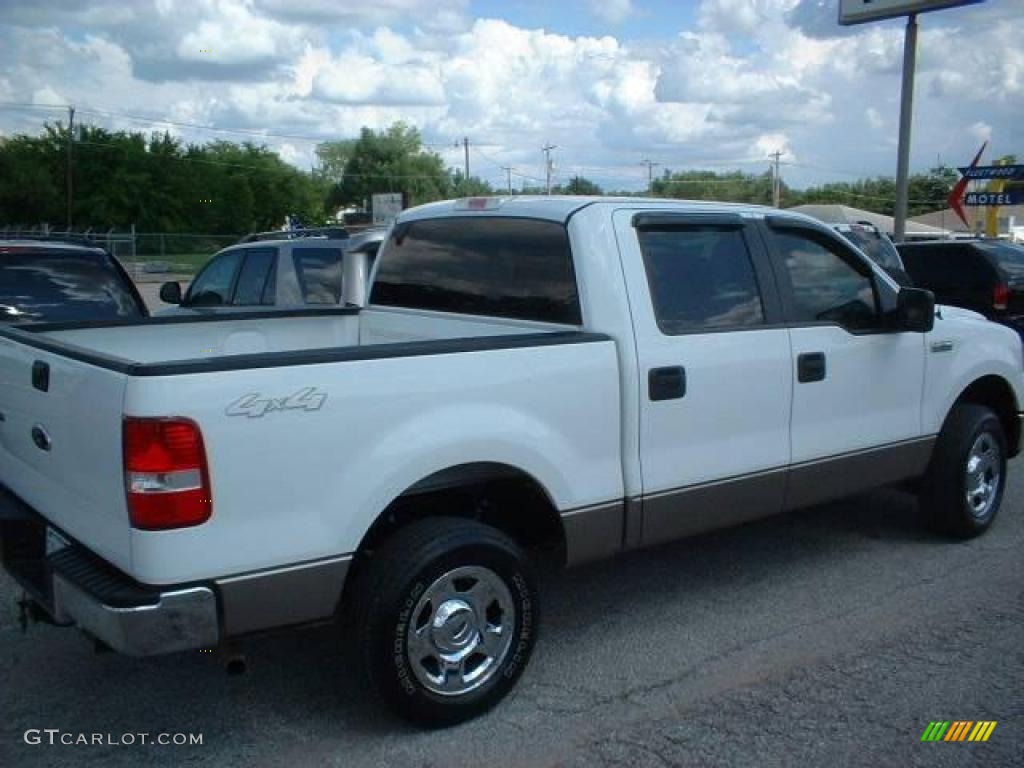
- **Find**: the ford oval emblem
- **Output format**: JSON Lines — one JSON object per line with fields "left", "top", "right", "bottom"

{"left": 31, "top": 424, "right": 52, "bottom": 452}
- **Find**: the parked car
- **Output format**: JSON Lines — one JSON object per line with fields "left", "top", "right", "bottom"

{"left": 157, "top": 228, "right": 386, "bottom": 314}
{"left": 0, "top": 239, "right": 147, "bottom": 323}
{"left": 2, "top": 198, "right": 1021, "bottom": 726}
{"left": 897, "top": 240, "right": 1024, "bottom": 332}
{"left": 831, "top": 222, "right": 912, "bottom": 285}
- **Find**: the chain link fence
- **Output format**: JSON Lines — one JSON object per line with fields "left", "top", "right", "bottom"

{"left": 1, "top": 225, "right": 239, "bottom": 278}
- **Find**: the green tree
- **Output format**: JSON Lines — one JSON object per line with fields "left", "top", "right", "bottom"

{"left": 651, "top": 169, "right": 776, "bottom": 205}
{"left": 555, "top": 176, "right": 603, "bottom": 195}
{"left": 328, "top": 123, "right": 452, "bottom": 210}
{"left": 451, "top": 171, "right": 495, "bottom": 197}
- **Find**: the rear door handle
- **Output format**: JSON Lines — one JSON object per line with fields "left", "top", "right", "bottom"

{"left": 649, "top": 366, "right": 686, "bottom": 401}
{"left": 797, "top": 352, "right": 826, "bottom": 383}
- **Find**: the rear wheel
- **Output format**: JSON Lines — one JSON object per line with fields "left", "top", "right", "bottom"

{"left": 921, "top": 404, "right": 1006, "bottom": 538}
{"left": 350, "top": 517, "right": 538, "bottom": 726}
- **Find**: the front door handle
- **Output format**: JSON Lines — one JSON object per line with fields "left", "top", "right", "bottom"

{"left": 797, "top": 352, "right": 826, "bottom": 383}
{"left": 649, "top": 366, "right": 686, "bottom": 401}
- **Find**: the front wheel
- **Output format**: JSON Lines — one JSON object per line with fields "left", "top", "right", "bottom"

{"left": 350, "top": 518, "right": 539, "bottom": 726}
{"left": 921, "top": 404, "right": 1007, "bottom": 538}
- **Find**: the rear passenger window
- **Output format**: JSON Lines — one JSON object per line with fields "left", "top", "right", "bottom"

{"left": 371, "top": 217, "right": 581, "bottom": 325}
{"left": 294, "top": 248, "right": 344, "bottom": 304}
{"left": 637, "top": 227, "right": 765, "bottom": 333}
{"left": 233, "top": 248, "right": 277, "bottom": 306}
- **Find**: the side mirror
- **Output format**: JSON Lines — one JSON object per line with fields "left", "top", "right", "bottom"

{"left": 159, "top": 281, "right": 182, "bottom": 305}
{"left": 896, "top": 287, "right": 935, "bottom": 333}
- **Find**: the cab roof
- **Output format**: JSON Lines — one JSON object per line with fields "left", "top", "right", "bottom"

{"left": 398, "top": 196, "right": 797, "bottom": 225}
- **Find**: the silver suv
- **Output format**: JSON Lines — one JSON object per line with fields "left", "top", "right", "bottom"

{"left": 157, "top": 227, "right": 386, "bottom": 314}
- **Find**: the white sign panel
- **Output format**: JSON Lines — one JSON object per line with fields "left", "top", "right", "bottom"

{"left": 372, "top": 193, "right": 403, "bottom": 225}
{"left": 839, "top": 0, "right": 983, "bottom": 25}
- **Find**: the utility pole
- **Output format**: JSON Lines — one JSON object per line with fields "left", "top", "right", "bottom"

{"left": 501, "top": 166, "right": 513, "bottom": 195}
{"left": 462, "top": 137, "right": 470, "bottom": 182}
{"left": 542, "top": 144, "right": 557, "bottom": 195}
{"left": 642, "top": 158, "right": 660, "bottom": 195}
{"left": 66, "top": 105, "right": 75, "bottom": 230}
{"left": 770, "top": 150, "right": 782, "bottom": 207}
{"left": 893, "top": 13, "right": 918, "bottom": 243}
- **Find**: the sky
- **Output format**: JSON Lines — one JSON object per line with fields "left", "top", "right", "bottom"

{"left": 0, "top": 0, "right": 1020, "bottom": 192}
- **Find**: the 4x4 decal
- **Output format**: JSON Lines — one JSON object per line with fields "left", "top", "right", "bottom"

{"left": 226, "top": 387, "right": 327, "bottom": 419}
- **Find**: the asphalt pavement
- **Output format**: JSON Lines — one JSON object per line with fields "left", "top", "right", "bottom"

{"left": 1, "top": 467, "right": 1021, "bottom": 767}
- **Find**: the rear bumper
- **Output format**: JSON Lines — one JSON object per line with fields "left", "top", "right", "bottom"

{"left": 0, "top": 487, "right": 219, "bottom": 656}
{"left": 1, "top": 485, "right": 351, "bottom": 655}
{"left": 51, "top": 572, "right": 218, "bottom": 657}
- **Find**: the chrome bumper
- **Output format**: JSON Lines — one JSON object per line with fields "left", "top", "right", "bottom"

{"left": 52, "top": 575, "right": 219, "bottom": 657}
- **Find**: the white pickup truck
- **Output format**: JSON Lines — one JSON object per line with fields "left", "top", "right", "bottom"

{"left": 1, "top": 197, "right": 1021, "bottom": 726}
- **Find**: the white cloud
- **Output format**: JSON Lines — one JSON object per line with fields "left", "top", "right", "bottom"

{"left": 0, "top": 0, "right": 1020, "bottom": 192}
{"left": 969, "top": 121, "right": 992, "bottom": 144}
{"left": 589, "top": 0, "right": 634, "bottom": 25}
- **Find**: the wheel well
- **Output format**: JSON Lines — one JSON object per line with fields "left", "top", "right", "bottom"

{"left": 954, "top": 376, "right": 1021, "bottom": 457}
{"left": 355, "top": 463, "right": 567, "bottom": 566}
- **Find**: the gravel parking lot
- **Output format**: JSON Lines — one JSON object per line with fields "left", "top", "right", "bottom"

{"left": 1, "top": 467, "right": 1021, "bottom": 767}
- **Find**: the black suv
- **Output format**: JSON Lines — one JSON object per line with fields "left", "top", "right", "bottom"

{"left": 0, "top": 240, "right": 147, "bottom": 323}
{"left": 897, "top": 240, "right": 1024, "bottom": 330}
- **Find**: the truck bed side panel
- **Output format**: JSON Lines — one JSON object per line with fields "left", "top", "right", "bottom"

{"left": 125, "top": 336, "right": 623, "bottom": 584}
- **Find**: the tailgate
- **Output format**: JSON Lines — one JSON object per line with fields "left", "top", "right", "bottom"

{"left": 0, "top": 336, "right": 131, "bottom": 570}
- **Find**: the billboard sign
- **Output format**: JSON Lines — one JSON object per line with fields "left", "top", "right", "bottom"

{"left": 839, "top": 0, "right": 984, "bottom": 26}
{"left": 371, "top": 193, "right": 404, "bottom": 226}
{"left": 964, "top": 192, "right": 1022, "bottom": 207}
{"left": 956, "top": 164, "right": 1024, "bottom": 181}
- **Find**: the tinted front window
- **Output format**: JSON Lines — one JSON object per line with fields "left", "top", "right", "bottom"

{"left": 294, "top": 248, "right": 344, "bottom": 304}
{"left": 638, "top": 227, "right": 764, "bottom": 333}
{"left": 775, "top": 232, "right": 877, "bottom": 331}
{"left": 0, "top": 248, "right": 142, "bottom": 322}
{"left": 186, "top": 251, "right": 242, "bottom": 306}
{"left": 233, "top": 248, "right": 277, "bottom": 306}
{"left": 371, "top": 217, "right": 581, "bottom": 325}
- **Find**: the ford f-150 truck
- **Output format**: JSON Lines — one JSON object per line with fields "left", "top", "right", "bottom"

{"left": 1, "top": 197, "right": 1021, "bottom": 726}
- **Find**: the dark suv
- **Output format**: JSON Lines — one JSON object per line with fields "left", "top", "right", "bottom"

{"left": 0, "top": 240, "right": 147, "bottom": 323}
{"left": 897, "top": 240, "right": 1024, "bottom": 331}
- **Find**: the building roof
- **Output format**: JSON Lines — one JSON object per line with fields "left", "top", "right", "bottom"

{"left": 786, "top": 204, "right": 949, "bottom": 237}
{"left": 909, "top": 205, "right": 1024, "bottom": 234}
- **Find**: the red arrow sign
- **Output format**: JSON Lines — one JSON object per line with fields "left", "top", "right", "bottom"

{"left": 949, "top": 142, "right": 987, "bottom": 228}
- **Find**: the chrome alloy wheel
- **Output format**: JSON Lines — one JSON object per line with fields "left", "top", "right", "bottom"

{"left": 407, "top": 565, "right": 516, "bottom": 697}
{"left": 965, "top": 431, "right": 1001, "bottom": 519}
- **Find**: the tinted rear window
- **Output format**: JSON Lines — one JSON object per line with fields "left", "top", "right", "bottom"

{"left": 371, "top": 217, "right": 581, "bottom": 325}
{"left": 900, "top": 245, "right": 996, "bottom": 289}
{"left": 978, "top": 242, "right": 1024, "bottom": 280}
{"left": 0, "top": 248, "right": 142, "bottom": 322}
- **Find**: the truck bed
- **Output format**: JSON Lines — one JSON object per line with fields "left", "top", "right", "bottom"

{"left": 16, "top": 307, "right": 561, "bottom": 371}
{"left": 0, "top": 307, "right": 622, "bottom": 585}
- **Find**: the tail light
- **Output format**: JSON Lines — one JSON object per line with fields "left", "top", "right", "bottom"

{"left": 123, "top": 417, "right": 211, "bottom": 530}
{"left": 993, "top": 283, "right": 1010, "bottom": 311}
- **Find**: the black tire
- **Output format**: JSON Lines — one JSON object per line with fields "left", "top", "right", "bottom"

{"left": 349, "top": 517, "right": 539, "bottom": 727}
{"left": 921, "top": 404, "right": 1007, "bottom": 538}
